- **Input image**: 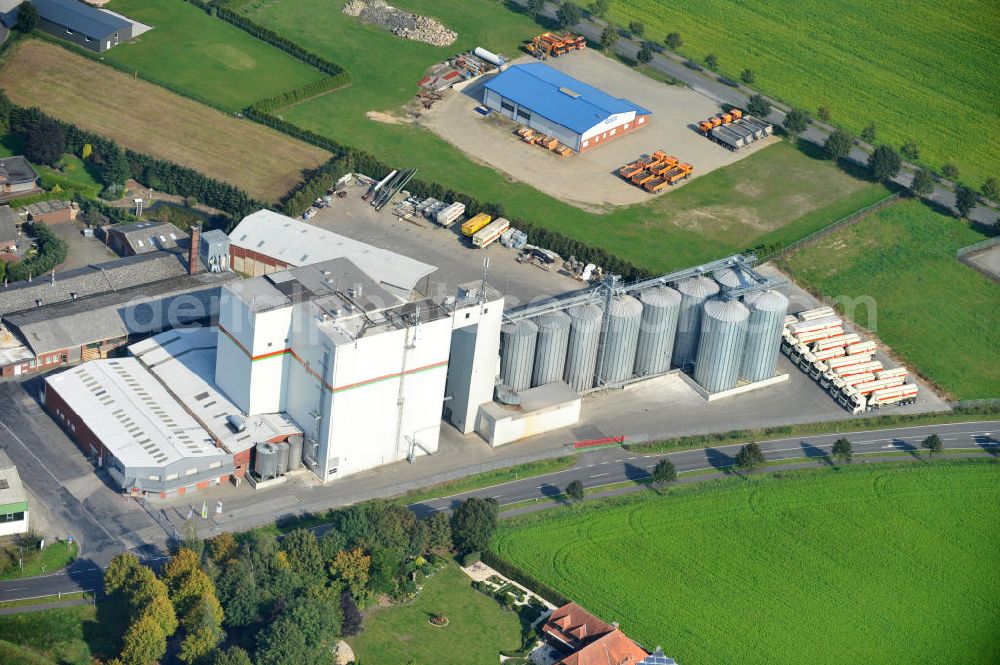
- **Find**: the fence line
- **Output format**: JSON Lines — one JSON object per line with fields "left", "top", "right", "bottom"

{"left": 758, "top": 192, "right": 900, "bottom": 263}
{"left": 956, "top": 236, "right": 1000, "bottom": 258}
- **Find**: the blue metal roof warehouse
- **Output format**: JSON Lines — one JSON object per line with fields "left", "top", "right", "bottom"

{"left": 481, "top": 63, "right": 651, "bottom": 152}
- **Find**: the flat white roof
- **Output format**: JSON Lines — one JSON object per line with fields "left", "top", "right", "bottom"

{"left": 229, "top": 209, "right": 437, "bottom": 292}
{"left": 130, "top": 327, "right": 300, "bottom": 454}
{"left": 45, "top": 358, "right": 225, "bottom": 470}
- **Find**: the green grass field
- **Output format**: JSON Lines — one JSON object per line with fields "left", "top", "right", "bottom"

{"left": 348, "top": 562, "right": 523, "bottom": 664}
{"left": 606, "top": 0, "right": 1000, "bottom": 187}
{"left": 0, "top": 541, "right": 78, "bottom": 581}
{"left": 104, "top": 0, "right": 326, "bottom": 111}
{"left": 785, "top": 199, "right": 1000, "bottom": 399}
{"left": 0, "top": 605, "right": 118, "bottom": 665}
{"left": 493, "top": 461, "right": 1000, "bottom": 665}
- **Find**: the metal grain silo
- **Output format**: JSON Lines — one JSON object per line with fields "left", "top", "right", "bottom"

{"left": 531, "top": 310, "right": 571, "bottom": 387}
{"left": 597, "top": 294, "right": 642, "bottom": 385}
{"left": 500, "top": 319, "right": 538, "bottom": 392}
{"left": 563, "top": 303, "right": 603, "bottom": 392}
{"left": 694, "top": 299, "right": 750, "bottom": 393}
{"left": 287, "top": 434, "right": 304, "bottom": 471}
{"left": 633, "top": 286, "right": 681, "bottom": 376}
{"left": 275, "top": 441, "right": 290, "bottom": 475}
{"left": 672, "top": 276, "right": 720, "bottom": 370}
{"left": 740, "top": 289, "right": 789, "bottom": 382}
{"left": 254, "top": 442, "right": 279, "bottom": 480}
{"left": 713, "top": 267, "right": 748, "bottom": 290}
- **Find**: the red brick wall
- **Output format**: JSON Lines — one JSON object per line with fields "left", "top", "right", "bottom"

{"left": 44, "top": 382, "right": 107, "bottom": 461}
{"left": 579, "top": 115, "right": 648, "bottom": 153}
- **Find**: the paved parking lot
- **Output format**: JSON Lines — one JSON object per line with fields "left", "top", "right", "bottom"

{"left": 421, "top": 49, "right": 776, "bottom": 211}
{"left": 310, "top": 184, "right": 588, "bottom": 310}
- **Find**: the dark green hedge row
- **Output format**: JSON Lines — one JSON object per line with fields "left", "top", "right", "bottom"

{"left": 249, "top": 73, "right": 352, "bottom": 114}
{"left": 2, "top": 95, "right": 261, "bottom": 221}
{"left": 480, "top": 550, "right": 570, "bottom": 608}
{"left": 214, "top": 4, "right": 349, "bottom": 78}
{"left": 7, "top": 222, "right": 68, "bottom": 283}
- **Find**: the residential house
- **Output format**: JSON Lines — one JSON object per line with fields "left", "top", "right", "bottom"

{"left": 0, "top": 156, "right": 41, "bottom": 202}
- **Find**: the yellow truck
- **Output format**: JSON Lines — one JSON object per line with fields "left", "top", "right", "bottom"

{"left": 461, "top": 213, "right": 492, "bottom": 237}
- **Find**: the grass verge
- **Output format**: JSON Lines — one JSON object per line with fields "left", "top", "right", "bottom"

{"left": 0, "top": 604, "right": 118, "bottom": 665}
{"left": 0, "top": 592, "right": 92, "bottom": 611}
{"left": 624, "top": 404, "right": 1000, "bottom": 454}
{"left": 399, "top": 456, "right": 576, "bottom": 505}
{"left": 0, "top": 541, "right": 78, "bottom": 581}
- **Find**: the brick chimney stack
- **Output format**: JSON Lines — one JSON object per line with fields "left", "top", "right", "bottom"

{"left": 188, "top": 223, "right": 201, "bottom": 275}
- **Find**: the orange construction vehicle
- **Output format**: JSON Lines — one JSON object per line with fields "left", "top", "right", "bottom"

{"left": 530, "top": 32, "right": 586, "bottom": 58}
{"left": 648, "top": 155, "right": 679, "bottom": 175}
{"left": 729, "top": 108, "right": 743, "bottom": 120}
{"left": 698, "top": 109, "right": 743, "bottom": 134}
{"left": 665, "top": 163, "right": 694, "bottom": 185}
{"left": 631, "top": 169, "right": 659, "bottom": 186}
{"left": 619, "top": 150, "right": 667, "bottom": 179}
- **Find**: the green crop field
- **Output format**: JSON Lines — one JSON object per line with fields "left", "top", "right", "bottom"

{"left": 237, "top": 1, "right": 885, "bottom": 272}
{"left": 104, "top": 0, "right": 326, "bottom": 111}
{"left": 785, "top": 199, "right": 1000, "bottom": 399}
{"left": 493, "top": 461, "right": 1000, "bottom": 665}
{"left": 606, "top": 0, "right": 1000, "bottom": 187}
{"left": 348, "top": 562, "right": 523, "bottom": 664}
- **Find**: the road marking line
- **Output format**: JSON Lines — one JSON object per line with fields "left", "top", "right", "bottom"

{"left": 589, "top": 473, "right": 611, "bottom": 478}
{"left": 586, "top": 464, "right": 595, "bottom": 468}
{"left": 0, "top": 416, "right": 120, "bottom": 546}
{"left": 627, "top": 456, "right": 639, "bottom": 460}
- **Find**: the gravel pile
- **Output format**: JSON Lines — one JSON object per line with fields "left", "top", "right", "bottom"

{"left": 343, "top": 0, "right": 457, "bottom": 47}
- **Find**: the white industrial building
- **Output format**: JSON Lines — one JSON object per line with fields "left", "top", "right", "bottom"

{"left": 0, "top": 450, "right": 29, "bottom": 537}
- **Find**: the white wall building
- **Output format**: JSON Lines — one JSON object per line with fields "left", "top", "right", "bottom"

{"left": 215, "top": 259, "right": 504, "bottom": 482}
{"left": 0, "top": 450, "right": 28, "bottom": 537}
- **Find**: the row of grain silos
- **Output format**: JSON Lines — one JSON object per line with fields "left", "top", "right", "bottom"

{"left": 253, "top": 434, "right": 305, "bottom": 480}
{"left": 497, "top": 269, "right": 788, "bottom": 396}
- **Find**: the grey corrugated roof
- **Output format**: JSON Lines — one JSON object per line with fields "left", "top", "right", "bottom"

{"left": 33, "top": 0, "right": 130, "bottom": 39}
{"left": 0, "top": 156, "right": 38, "bottom": 186}
{"left": 109, "top": 220, "right": 187, "bottom": 255}
{"left": 4, "top": 271, "right": 235, "bottom": 355}
{"left": 0, "top": 206, "right": 17, "bottom": 244}
{"left": 0, "top": 249, "right": 190, "bottom": 315}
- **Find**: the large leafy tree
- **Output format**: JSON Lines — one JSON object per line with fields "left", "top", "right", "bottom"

{"left": 868, "top": 144, "right": 902, "bottom": 183}
{"left": 329, "top": 547, "right": 370, "bottom": 596}
{"left": 735, "top": 442, "right": 766, "bottom": 475}
{"left": 451, "top": 497, "right": 499, "bottom": 554}
{"left": 23, "top": 117, "right": 65, "bottom": 166}
{"left": 426, "top": 512, "right": 452, "bottom": 552}
{"left": 255, "top": 618, "right": 312, "bottom": 665}
{"left": 13, "top": 1, "right": 38, "bottom": 33}
{"left": 556, "top": 2, "right": 581, "bottom": 29}
{"left": 747, "top": 94, "right": 771, "bottom": 118}
{"left": 651, "top": 459, "right": 677, "bottom": 489}
{"left": 281, "top": 529, "right": 324, "bottom": 586}
{"left": 824, "top": 129, "right": 853, "bottom": 161}
{"left": 119, "top": 615, "right": 167, "bottom": 665}
{"left": 831, "top": 438, "right": 853, "bottom": 464}
{"left": 910, "top": 167, "right": 934, "bottom": 197}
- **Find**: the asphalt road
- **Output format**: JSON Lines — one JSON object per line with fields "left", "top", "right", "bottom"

{"left": 0, "top": 419, "right": 994, "bottom": 602}
{"left": 514, "top": 0, "right": 998, "bottom": 225}
{"left": 410, "top": 420, "right": 1000, "bottom": 516}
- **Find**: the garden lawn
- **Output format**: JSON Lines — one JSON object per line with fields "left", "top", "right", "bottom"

{"left": 104, "top": 0, "right": 326, "bottom": 111}
{"left": 785, "top": 199, "right": 1000, "bottom": 399}
{"left": 0, "top": 605, "right": 118, "bottom": 665}
{"left": 493, "top": 461, "right": 1000, "bottom": 665}
{"left": 348, "top": 562, "right": 523, "bottom": 664}
{"left": 606, "top": 0, "right": 1000, "bottom": 186}
{"left": 242, "top": 1, "right": 887, "bottom": 271}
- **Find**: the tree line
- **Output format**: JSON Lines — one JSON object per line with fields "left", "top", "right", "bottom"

{"left": 0, "top": 93, "right": 261, "bottom": 222}
{"left": 98, "top": 495, "right": 523, "bottom": 665}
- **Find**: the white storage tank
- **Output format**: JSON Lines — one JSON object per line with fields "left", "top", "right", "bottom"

{"left": 563, "top": 303, "right": 603, "bottom": 392}
{"left": 287, "top": 434, "right": 304, "bottom": 471}
{"left": 500, "top": 319, "right": 538, "bottom": 392}
{"left": 673, "top": 276, "right": 720, "bottom": 370}
{"left": 633, "top": 286, "right": 681, "bottom": 376}
{"left": 531, "top": 310, "right": 571, "bottom": 387}
{"left": 275, "top": 441, "right": 290, "bottom": 475}
{"left": 474, "top": 46, "right": 505, "bottom": 67}
{"left": 741, "top": 290, "right": 789, "bottom": 382}
{"left": 597, "top": 295, "right": 642, "bottom": 386}
{"left": 254, "top": 442, "right": 279, "bottom": 480}
{"left": 694, "top": 299, "right": 750, "bottom": 393}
